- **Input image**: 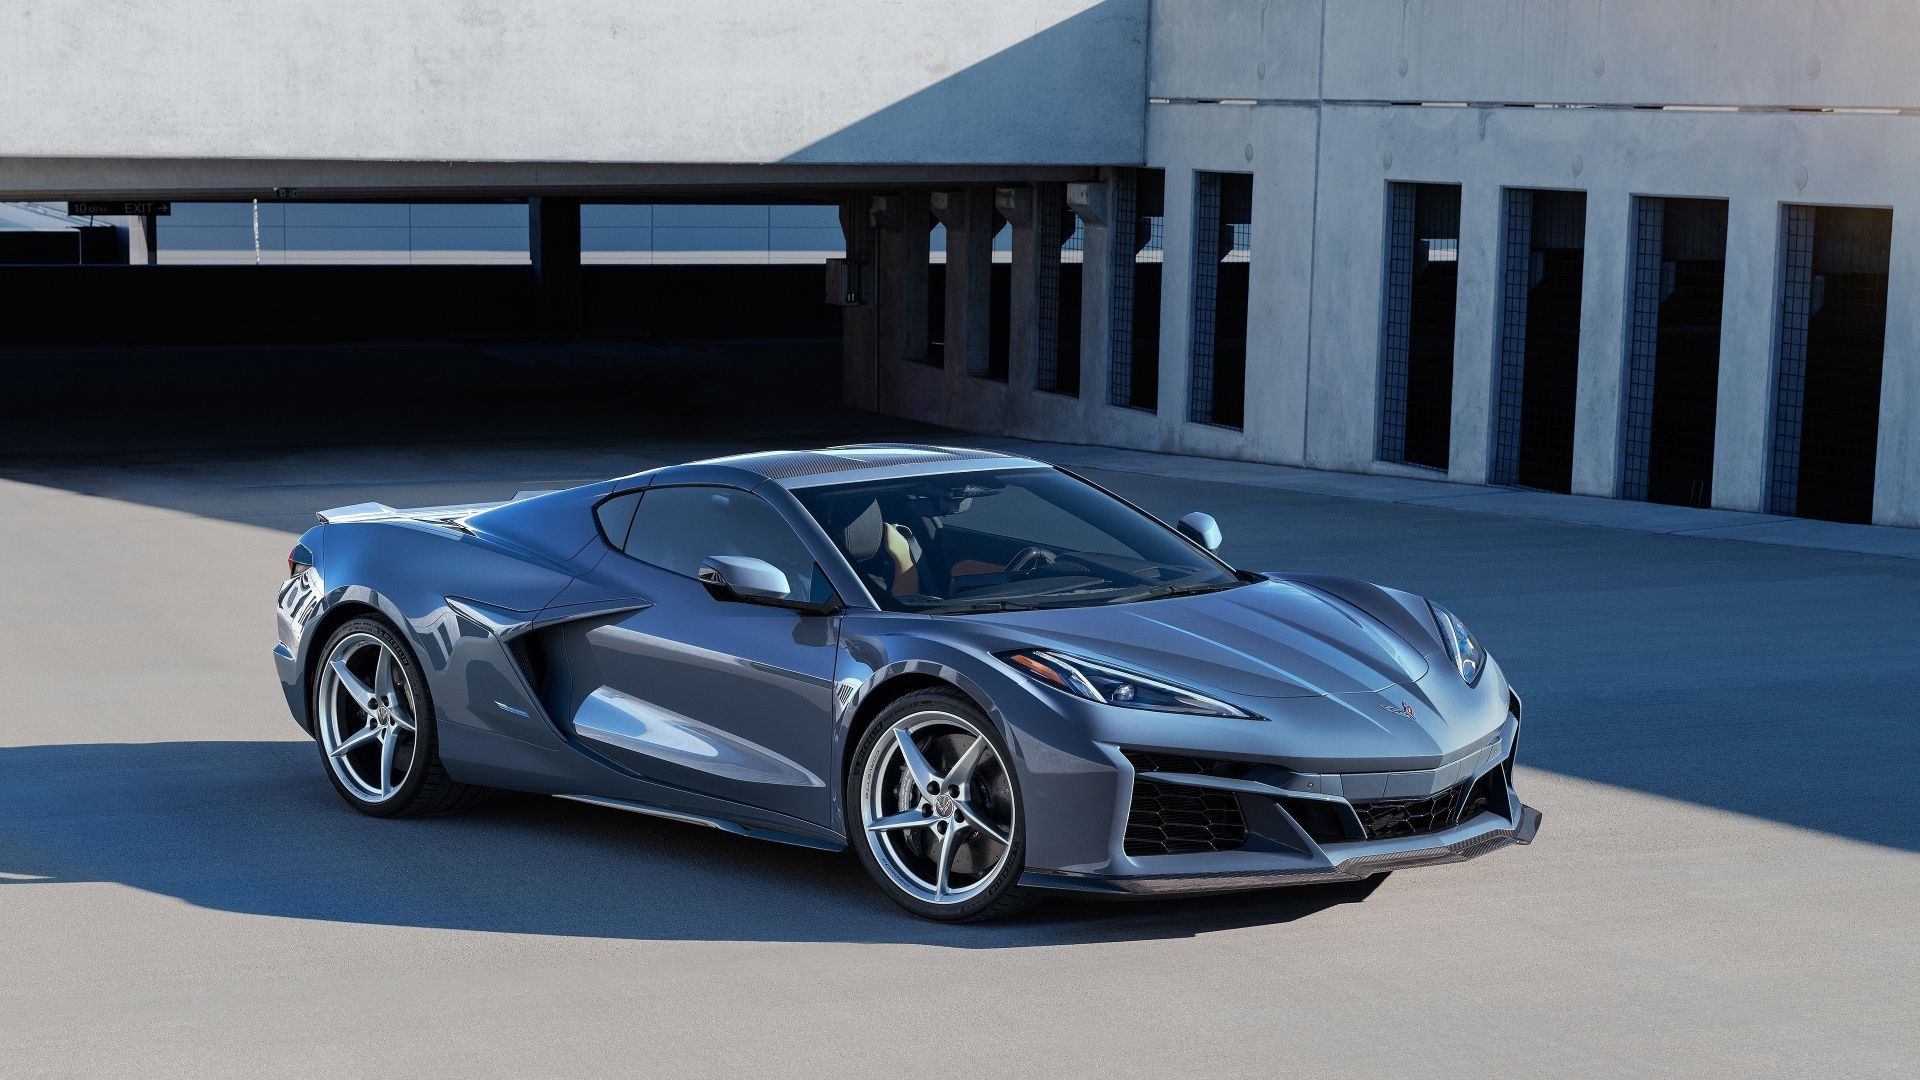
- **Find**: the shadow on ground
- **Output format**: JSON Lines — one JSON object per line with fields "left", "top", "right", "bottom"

{"left": 0, "top": 739, "right": 1384, "bottom": 946}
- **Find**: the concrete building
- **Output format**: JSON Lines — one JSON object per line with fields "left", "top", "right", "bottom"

{"left": 2, "top": 1, "right": 1916, "bottom": 525}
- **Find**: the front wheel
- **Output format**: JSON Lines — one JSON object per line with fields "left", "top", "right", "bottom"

{"left": 846, "top": 688, "right": 1039, "bottom": 921}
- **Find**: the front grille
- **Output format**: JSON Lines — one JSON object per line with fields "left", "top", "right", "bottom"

{"left": 1353, "top": 782, "right": 1467, "bottom": 840}
{"left": 1124, "top": 777, "right": 1247, "bottom": 856}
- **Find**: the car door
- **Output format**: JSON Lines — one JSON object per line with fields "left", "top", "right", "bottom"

{"left": 565, "top": 484, "right": 842, "bottom": 829}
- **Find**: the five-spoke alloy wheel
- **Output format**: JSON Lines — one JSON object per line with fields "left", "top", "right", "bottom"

{"left": 311, "top": 616, "right": 481, "bottom": 818}
{"left": 848, "top": 688, "right": 1036, "bottom": 921}
{"left": 317, "top": 630, "right": 420, "bottom": 804}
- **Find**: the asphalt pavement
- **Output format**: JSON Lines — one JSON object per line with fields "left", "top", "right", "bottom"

{"left": 3, "top": 417, "right": 1916, "bottom": 1079}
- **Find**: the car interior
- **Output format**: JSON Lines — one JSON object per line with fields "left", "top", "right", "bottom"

{"left": 806, "top": 473, "right": 1230, "bottom": 612}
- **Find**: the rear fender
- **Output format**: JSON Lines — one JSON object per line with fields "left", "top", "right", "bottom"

{"left": 291, "top": 520, "right": 581, "bottom": 746}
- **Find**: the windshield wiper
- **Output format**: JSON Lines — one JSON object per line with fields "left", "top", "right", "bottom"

{"left": 1103, "top": 580, "right": 1242, "bottom": 605}
{"left": 916, "top": 599, "right": 1050, "bottom": 615}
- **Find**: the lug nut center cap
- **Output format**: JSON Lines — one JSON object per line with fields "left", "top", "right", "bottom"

{"left": 934, "top": 794, "right": 956, "bottom": 818}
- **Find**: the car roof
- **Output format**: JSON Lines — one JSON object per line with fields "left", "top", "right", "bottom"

{"left": 636, "top": 443, "right": 1050, "bottom": 490}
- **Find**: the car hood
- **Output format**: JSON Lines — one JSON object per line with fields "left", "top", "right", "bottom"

{"left": 963, "top": 580, "right": 1433, "bottom": 699}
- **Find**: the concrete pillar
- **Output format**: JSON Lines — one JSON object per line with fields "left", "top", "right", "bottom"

{"left": 898, "top": 191, "right": 931, "bottom": 364}
{"left": 1447, "top": 179, "right": 1506, "bottom": 486}
{"left": 1069, "top": 178, "right": 1114, "bottom": 409}
{"left": 1872, "top": 203, "right": 1920, "bottom": 526}
{"left": 1710, "top": 196, "right": 1782, "bottom": 513}
{"left": 932, "top": 187, "right": 995, "bottom": 379}
{"left": 996, "top": 186, "right": 1039, "bottom": 390}
{"left": 858, "top": 192, "right": 929, "bottom": 413}
{"left": 1156, "top": 166, "right": 1196, "bottom": 425}
{"left": 839, "top": 197, "right": 881, "bottom": 411}
{"left": 1571, "top": 188, "right": 1633, "bottom": 497}
{"left": 126, "top": 213, "right": 158, "bottom": 265}
{"left": 530, "top": 196, "right": 582, "bottom": 336}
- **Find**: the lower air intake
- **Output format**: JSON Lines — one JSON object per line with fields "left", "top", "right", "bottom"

{"left": 1353, "top": 782, "right": 1467, "bottom": 840}
{"left": 1124, "top": 777, "right": 1248, "bottom": 856}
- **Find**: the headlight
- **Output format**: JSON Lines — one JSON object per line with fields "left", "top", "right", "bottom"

{"left": 1428, "top": 602, "right": 1486, "bottom": 687}
{"left": 1000, "top": 649, "right": 1257, "bottom": 719}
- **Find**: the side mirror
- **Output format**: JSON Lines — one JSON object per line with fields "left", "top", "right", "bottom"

{"left": 1177, "top": 512, "right": 1222, "bottom": 552}
{"left": 699, "top": 555, "right": 791, "bottom": 602}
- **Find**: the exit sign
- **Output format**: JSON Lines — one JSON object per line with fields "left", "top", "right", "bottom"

{"left": 67, "top": 201, "right": 172, "bottom": 216}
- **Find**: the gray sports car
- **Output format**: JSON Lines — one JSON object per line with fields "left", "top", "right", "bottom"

{"left": 273, "top": 444, "right": 1540, "bottom": 921}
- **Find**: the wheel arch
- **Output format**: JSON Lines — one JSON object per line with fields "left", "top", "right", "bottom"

{"left": 841, "top": 672, "right": 965, "bottom": 781}
{"left": 833, "top": 659, "right": 1012, "bottom": 815}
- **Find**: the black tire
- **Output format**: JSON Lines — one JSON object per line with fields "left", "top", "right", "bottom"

{"left": 845, "top": 687, "right": 1041, "bottom": 922}
{"left": 310, "top": 616, "right": 484, "bottom": 818}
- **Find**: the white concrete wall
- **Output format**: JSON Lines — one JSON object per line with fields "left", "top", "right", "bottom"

{"left": 0, "top": 0, "right": 1145, "bottom": 166}
{"left": 897, "top": 0, "right": 1920, "bottom": 526}
{"left": 1318, "top": 1, "right": 1920, "bottom": 110}
{"left": 1149, "top": 1, "right": 1920, "bottom": 109}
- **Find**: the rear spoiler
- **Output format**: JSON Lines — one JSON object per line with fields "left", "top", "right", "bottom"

{"left": 317, "top": 491, "right": 558, "bottom": 525}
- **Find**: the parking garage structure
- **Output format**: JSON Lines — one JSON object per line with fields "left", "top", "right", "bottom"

{"left": 846, "top": 4, "right": 1920, "bottom": 529}
{"left": 4, "top": 1, "right": 1920, "bottom": 528}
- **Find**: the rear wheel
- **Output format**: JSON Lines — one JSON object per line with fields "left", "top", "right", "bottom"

{"left": 847, "top": 688, "right": 1039, "bottom": 921}
{"left": 311, "top": 616, "right": 482, "bottom": 818}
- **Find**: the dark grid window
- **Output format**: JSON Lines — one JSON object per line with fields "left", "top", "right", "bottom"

{"left": 1188, "top": 172, "right": 1252, "bottom": 429}
{"left": 1378, "top": 182, "right": 1461, "bottom": 469}
{"left": 1623, "top": 197, "right": 1727, "bottom": 507}
{"left": 1493, "top": 188, "right": 1586, "bottom": 492}
{"left": 1108, "top": 168, "right": 1164, "bottom": 411}
{"left": 1769, "top": 205, "right": 1891, "bottom": 524}
{"left": 1036, "top": 193, "right": 1084, "bottom": 396}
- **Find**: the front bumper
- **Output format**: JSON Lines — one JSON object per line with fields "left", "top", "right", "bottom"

{"left": 995, "top": 659, "right": 1537, "bottom": 894}
{"left": 1022, "top": 803, "right": 1541, "bottom": 895}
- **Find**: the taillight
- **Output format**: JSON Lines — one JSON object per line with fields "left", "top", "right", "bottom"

{"left": 288, "top": 542, "right": 313, "bottom": 578}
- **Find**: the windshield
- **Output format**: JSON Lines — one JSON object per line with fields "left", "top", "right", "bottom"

{"left": 792, "top": 468, "right": 1243, "bottom": 614}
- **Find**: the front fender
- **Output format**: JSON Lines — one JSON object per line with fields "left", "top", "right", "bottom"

{"left": 828, "top": 625, "right": 1120, "bottom": 864}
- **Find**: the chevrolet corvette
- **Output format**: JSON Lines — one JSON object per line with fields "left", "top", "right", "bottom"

{"left": 274, "top": 444, "right": 1540, "bottom": 920}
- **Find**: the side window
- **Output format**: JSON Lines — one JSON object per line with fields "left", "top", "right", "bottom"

{"left": 594, "top": 491, "right": 643, "bottom": 549}
{"left": 622, "top": 486, "right": 830, "bottom": 604}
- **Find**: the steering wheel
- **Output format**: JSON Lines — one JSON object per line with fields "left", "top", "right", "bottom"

{"left": 1005, "top": 546, "right": 1060, "bottom": 574}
